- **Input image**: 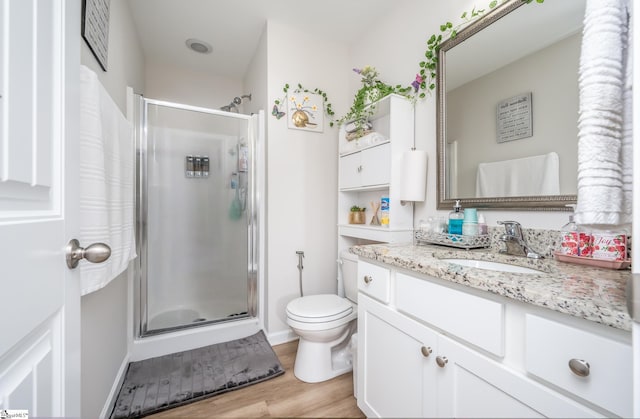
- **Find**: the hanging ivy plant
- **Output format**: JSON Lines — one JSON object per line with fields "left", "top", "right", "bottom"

{"left": 335, "top": 66, "right": 413, "bottom": 138}
{"left": 415, "top": 0, "right": 544, "bottom": 99}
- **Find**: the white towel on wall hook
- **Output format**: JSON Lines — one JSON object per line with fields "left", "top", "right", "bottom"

{"left": 79, "top": 65, "right": 137, "bottom": 295}
{"left": 575, "top": 0, "right": 633, "bottom": 230}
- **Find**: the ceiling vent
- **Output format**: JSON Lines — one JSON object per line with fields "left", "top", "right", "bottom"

{"left": 185, "top": 38, "right": 212, "bottom": 54}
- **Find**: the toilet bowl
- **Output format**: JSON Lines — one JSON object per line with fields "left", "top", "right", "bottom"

{"left": 286, "top": 251, "right": 358, "bottom": 383}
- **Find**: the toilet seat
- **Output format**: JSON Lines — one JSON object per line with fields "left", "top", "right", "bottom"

{"left": 286, "top": 294, "right": 353, "bottom": 323}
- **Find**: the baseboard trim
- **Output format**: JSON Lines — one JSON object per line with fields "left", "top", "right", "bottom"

{"left": 100, "top": 354, "right": 129, "bottom": 419}
{"left": 266, "top": 329, "right": 298, "bottom": 346}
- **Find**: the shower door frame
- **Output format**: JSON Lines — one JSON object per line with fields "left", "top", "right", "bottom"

{"left": 135, "top": 97, "right": 258, "bottom": 337}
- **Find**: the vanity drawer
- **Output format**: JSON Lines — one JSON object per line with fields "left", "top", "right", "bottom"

{"left": 525, "top": 314, "right": 632, "bottom": 417}
{"left": 396, "top": 273, "right": 504, "bottom": 356}
{"left": 357, "top": 261, "right": 390, "bottom": 304}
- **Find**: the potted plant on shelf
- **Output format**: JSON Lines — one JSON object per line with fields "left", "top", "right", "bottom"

{"left": 348, "top": 205, "right": 366, "bottom": 224}
{"left": 336, "top": 66, "right": 413, "bottom": 139}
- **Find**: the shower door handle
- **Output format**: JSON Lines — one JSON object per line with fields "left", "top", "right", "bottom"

{"left": 65, "top": 239, "right": 111, "bottom": 269}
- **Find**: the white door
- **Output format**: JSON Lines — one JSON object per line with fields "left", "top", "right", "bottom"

{"left": 338, "top": 152, "right": 361, "bottom": 190}
{"left": 360, "top": 143, "right": 390, "bottom": 187}
{"left": 358, "top": 295, "right": 438, "bottom": 418}
{"left": 0, "top": 0, "right": 81, "bottom": 416}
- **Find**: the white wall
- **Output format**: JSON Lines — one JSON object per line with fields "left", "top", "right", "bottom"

{"left": 244, "top": 25, "right": 268, "bottom": 117}
{"left": 81, "top": 0, "right": 144, "bottom": 113}
{"left": 349, "top": 0, "right": 573, "bottom": 229}
{"left": 144, "top": 60, "right": 244, "bottom": 110}
{"left": 265, "top": 21, "right": 350, "bottom": 340}
{"left": 79, "top": 0, "right": 144, "bottom": 417}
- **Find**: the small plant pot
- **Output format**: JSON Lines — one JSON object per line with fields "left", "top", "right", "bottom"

{"left": 349, "top": 211, "right": 366, "bottom": 224}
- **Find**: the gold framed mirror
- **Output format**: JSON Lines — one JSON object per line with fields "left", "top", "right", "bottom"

{"left": 436, "top": 0, "right": 585, "bottom": 211}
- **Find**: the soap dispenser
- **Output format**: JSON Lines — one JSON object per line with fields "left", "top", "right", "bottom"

{"left": 559, "top": 204, "right": 580, "bottom": 256}
{"left": 477, "top": 213, "right": 488, "bottom": 235}
{"left": 448, "top": 200, "right": 464, "bottom": 235}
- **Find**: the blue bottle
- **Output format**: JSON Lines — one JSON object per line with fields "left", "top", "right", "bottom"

{"left": 448, "top": 200, "right": 464, "bottom": 235}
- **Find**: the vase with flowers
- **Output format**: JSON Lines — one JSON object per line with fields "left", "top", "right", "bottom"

{"left": 336, "top": 66, "right": 413, "bottom": 139}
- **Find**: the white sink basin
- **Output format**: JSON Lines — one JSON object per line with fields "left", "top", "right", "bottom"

{"left": 441, "top": 259, "right": 544, "bottom": 274}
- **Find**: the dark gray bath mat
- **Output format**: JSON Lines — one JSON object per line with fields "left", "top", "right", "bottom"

{"left": 110, "top": 330, "right": 284, "bottom": 418}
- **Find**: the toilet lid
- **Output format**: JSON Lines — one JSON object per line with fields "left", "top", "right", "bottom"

{"left": 286, "top": 294, "right": 353, "bottom": 323}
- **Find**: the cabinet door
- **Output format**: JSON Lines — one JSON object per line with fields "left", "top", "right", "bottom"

{"left": 436, "top": 335, "right": 602, "bottom": 418}
{"left": 360, "top": 143, "right": 390, "bottom": 187}
{"left": 358, "top": 294, "right": 438, "bottom": 418}
{"left": 339, "top": 152, "right": 361, "bottom": 189}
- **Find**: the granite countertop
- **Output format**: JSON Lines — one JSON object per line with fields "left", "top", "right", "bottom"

{"left": 350, "top": 243, "right": 632, "bottom": 331}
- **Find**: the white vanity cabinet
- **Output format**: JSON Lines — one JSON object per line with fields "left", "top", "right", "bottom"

{"left": 357, "top": 260, "right": 631, "bottom": 418}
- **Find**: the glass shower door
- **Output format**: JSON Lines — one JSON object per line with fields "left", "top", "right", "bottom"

{"left": 140, "top": 100, "right": 254, "bottom": 334}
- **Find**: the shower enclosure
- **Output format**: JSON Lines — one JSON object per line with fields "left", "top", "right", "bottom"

{"left": 135, "top": 97, "right": 258, "bottom": 337}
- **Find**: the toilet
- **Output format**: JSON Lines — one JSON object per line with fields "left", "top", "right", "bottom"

{"left": 286, "top": 251, "right": 358, "bottom": 383}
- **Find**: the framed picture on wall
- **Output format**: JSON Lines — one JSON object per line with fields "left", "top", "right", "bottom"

{"left": 81, "top": 0, "right": 110, "bottom": 71}
{"left": 496, "top": 92, "right": 533, "bottom": 143}
{"left": 287, "top": 92, "right": 324, "bottom": 132}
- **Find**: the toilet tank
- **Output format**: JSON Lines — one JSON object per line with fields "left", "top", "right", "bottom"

{"left": 340, "top": 251, "right": 359, "bottom": 303}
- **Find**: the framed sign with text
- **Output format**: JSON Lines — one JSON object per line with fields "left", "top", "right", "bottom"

{"left": 496, "top": 92, "right": 532, "bottom": 143}
{"left": 82, "top": 0, "right": 110, "bottom": 71}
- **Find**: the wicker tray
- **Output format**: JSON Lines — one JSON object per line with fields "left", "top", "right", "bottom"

{"left": 415, "top": 230, "right": 491, "bottom": 250}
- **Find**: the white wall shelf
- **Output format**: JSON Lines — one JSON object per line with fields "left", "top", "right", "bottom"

{"left": 338, "top": 224, "right": 414, "bottom": 243}
{"left": 337, "top": 94, "right": 415, "bottom": 238}
{"left": 339, "top": 184, "right": 389, "bottom": 193}
{"left": 339, "top": 140, "right": 391, "bottom": 157}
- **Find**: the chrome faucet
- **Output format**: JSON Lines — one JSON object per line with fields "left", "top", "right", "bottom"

{"left": 497, "top": 221, "right": 544, "bottom": 259}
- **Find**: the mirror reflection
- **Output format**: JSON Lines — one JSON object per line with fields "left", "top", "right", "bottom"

{"left": 437, "top": 0, "right": 586, "bottom": 210}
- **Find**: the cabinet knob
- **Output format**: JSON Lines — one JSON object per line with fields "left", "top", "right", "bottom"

{"left": 568, "top": 358, "right": 590, "bottom": 377}
{"left": 363, "top": 275, "right": 373, "bottom": 284}
{"left": 421, "top": 346, "right": 433, "bottom": 357}
{"left": 357, "top": 165, "right": 363, "bottom": 173}
{"left": 436, "top": 356, "right": 448, "bottom": 368}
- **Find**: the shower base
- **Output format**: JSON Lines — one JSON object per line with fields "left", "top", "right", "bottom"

{"left": 148, "top": 305, "right": 249, "bottom": 331}
{"left": 132, "top": 316, "right": 261, "bottom": 361}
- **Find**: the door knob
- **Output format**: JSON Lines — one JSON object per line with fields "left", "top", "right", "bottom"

{"left": 66, "top": 239, "right": 111, "bottom": 269}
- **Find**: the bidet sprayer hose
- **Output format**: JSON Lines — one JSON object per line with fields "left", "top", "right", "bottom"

{"left": 296, "top": 251, "right": 305, "bottom": 297}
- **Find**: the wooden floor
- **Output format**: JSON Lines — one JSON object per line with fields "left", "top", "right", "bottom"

{"left": 147, "top": 340, "right": 365, "bottom": 418}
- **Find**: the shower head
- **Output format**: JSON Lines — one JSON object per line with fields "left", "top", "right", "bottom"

{"left": 220, "top": 93, "right": 251, "bottom": 112}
